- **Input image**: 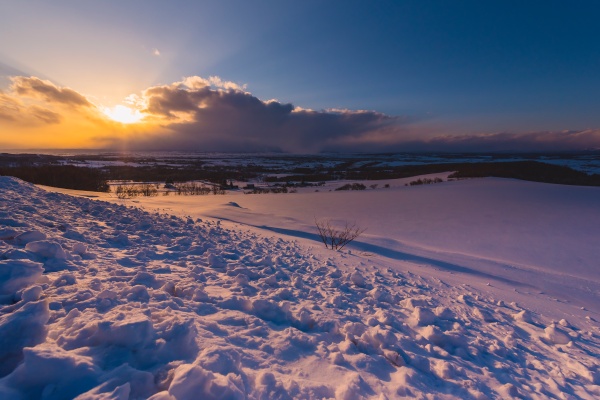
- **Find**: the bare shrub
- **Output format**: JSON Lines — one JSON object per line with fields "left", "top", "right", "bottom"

{"left": 335, "top": 183, "right": 366, "bottom": 191}
{"left": 247, "top": 186, "right": 289, "bottom": 194}
{"left": 315, "top": 219, "right": 366, "bottom": 251}
{"left": 139, "top": 184, "right": 158, "bottom": 197}
{"left": 194, "top": 183, "right": 212, "bottom": 195}
{"left": 115, "top": 184, "right": 140, "bottom": 199}
{"left": 115, "top": 185, "right": 127, "bottom": 199}
{"left": 406, "top": 177, "right": 444, "bottom": 186}
{"left": 174, "top": 183, "right": 186, "bottom": 195}
{"left": 173, "top": 182, "right": 211, "bottom": 195}
{"left": 212, "top": 185, "right": 226, "bottom": 195}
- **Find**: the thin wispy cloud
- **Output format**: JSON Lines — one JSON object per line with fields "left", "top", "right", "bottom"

{"left": 10, "top": 76, "right": 92, "bottom": 107}
{"left": 1, "top": 87, "right": 62, "bottom": 126}
{"left": 1, "top": 76, "right": 101, "bottom": 129}
{"left": 180, "top": 76, "right": 247, "bottom": 91}
{"left": 405, "top": 130, "right": 600, "bottom": 152}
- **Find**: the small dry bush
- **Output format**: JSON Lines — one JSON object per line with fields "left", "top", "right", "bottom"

{"left": 139, "top": 184, "right": 159, "bottom": 197}
{"left": 315, "top": 219, "right": 366, "bottom": 251}
{"left": 406, "top": 177, "right": 444, "bottom": 186}
{"left": 174, "top": 182, "right": 212, "bottom": 195}
{"left": 115, "top": 184, "right": 139, "bottom": 199}
{"left": 335, "top": 183, "right": 366, "bottom": 191}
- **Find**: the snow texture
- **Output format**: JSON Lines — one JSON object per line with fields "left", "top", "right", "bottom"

{"left": 0, "top": 176, "right": 599, "bottom": 399}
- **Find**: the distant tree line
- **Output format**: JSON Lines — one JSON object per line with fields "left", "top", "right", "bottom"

{"left": 335, "top": 183, "right": 367, "bottom": 191}
{"left": 447, "top": 161, "right": 600, "bottom": 186}
{"left": 270, "top": 161, "right": 600, "bottom": 187}
{"left": 245, "top": 186, "right": 291, "bottom": 194}
{"left": 114, "top": 184, "right": 159, "bottom": 198}
{"left": 407, "top": 177, "right": 444, "bottom": 186}
{"left": 0, "top": 165, "right": 110, "bottom": 192}
{"left": 171, "top": 182, "right": 225, "bottom": 195}
{"left": 102, "top": 165, "right": 258, "bottom": 187}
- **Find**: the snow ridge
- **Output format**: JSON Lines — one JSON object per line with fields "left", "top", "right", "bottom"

{"left": 0, "top": 176, "right": 599, "bottom": 399}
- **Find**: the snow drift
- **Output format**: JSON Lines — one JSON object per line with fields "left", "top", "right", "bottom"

{"left": 0, "top": 176, "right": 599, "bottom": 399}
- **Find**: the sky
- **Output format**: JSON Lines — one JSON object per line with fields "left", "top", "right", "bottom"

{"left": 1, "top": 0, "right": 600, "bottom": 153}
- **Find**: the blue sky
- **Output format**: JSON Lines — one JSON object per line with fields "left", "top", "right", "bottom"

{"left": 1, "top": 1, "right": 600, "bottom": 151}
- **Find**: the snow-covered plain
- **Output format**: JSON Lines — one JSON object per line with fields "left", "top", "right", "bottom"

{"left": 17, "top": 150, "right": 600, "bottom": 174}
{"left": 1, "top": 175, "right": 600, "bottom": 399}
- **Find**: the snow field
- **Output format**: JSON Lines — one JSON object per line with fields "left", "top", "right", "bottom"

{"left": 1, "top": 176, "right": 599, "bottom": 399}
{"left": 121, "top": 176, "right": 600, "bottom": 315}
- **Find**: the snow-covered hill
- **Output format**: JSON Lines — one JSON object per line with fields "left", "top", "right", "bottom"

{"left": 1, "top": 176, "right": 599, "bottom": 399}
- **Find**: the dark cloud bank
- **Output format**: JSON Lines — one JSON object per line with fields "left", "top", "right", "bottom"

{"left": 117, "top": 79, "right": 600, "bottom": 153}
{"left": 122, "top": 80, "right": 402, "bottom": 153}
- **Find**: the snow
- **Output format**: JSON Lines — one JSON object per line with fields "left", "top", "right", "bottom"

{"left": 35, "top": 150, "right": 600, "bottom": 174}
{"left": 1, "top": 175, "right": 600, "bottom": 399}
{"left": 0, "top": 260, "right": 44, "bottom": 297}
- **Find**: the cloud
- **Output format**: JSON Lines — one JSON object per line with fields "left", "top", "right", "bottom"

{"left": 10, "top": 76, "right": 92, "bottom": 107}
{"left": 28, "top": 105, "right": 62, "bottom": 124}
{"left": 375, "top": 130, "right": 600, "bottom": 153}
{"left": 153, "top": 48, "right": 161, "bottom": 56}
{"left": 179, "top": 75, "right": 246, "bottom": 91}
{"left": 0, "top": 77, "right": 110, "bottom": 149}
{"left": 98, "top": 78, "right": 600, "bottom": 152}
{"left": 2, "top": 74, "right": 600, "bottom": 153}
{"left": 0, "top": 92, "right": 19, "bottom": 122}
{"left": 0, "top": 76, "right": 104, "bottom": 129}
{"left": 113, "top": 77, "right": 403, "bottom": 152}
{"left": 0, "top": 90, "right": 62, "bottom": 125}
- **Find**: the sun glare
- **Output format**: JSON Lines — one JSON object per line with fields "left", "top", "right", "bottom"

{"left": 103, "top": 105, "right": 143, "bottom": 124}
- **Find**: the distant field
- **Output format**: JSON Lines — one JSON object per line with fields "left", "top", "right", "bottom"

{"left": 1, "top": 151, "right": 600, "bottom": 191}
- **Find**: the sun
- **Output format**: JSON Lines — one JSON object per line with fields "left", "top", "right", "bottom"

{"left": 103, "top": 105, "right": 143, "bottom": 124}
